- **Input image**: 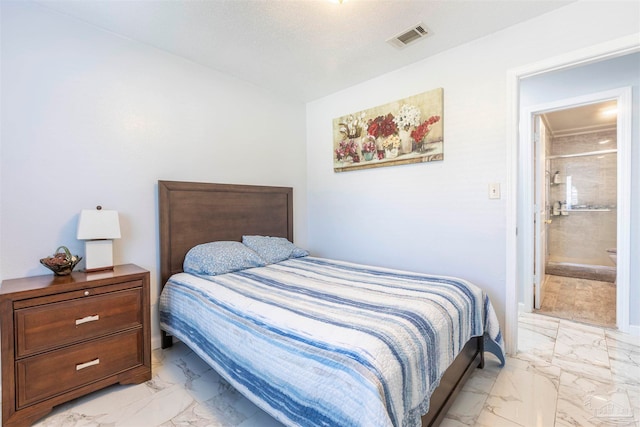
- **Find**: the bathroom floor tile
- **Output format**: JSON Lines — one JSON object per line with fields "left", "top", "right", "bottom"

{"left": 536, "top": 274, "right": 616, "bottom": 328}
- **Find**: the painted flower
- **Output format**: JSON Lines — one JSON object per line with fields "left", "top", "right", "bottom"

{"left": 338, "top": 112, "right": 366, "bottom": 138}
{"left": 367, "top": 113, "right": 398, "bottom": 138}
{"left": 393, "top": 104, "right": 421, "bottom": 130}
{"left": 335, "top": 139, "right": 360, "bottom": 162}
{"left": 411, "top": 115, "right": 441, "bottom": 142}
{"left": 382, "top": 134, "right": 401, "bottom": 150}
{"left": 361, "top": 138, "right": 376, "bottom": 153}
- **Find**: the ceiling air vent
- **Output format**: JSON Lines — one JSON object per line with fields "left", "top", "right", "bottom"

{"left": 387, "top": 23, "right": 430, "bottom": 49}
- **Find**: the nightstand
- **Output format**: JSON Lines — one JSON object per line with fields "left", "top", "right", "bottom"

{"left": 1, "top": 264, "right": 151, "bottom": 427}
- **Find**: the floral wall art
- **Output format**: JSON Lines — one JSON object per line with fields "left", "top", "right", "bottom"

{"left": 333, "top": 88, "right": 443, "bottom": 172}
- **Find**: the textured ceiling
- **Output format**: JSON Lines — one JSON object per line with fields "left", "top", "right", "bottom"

{"left": 35, "top": 0, "right": 575, "bottom": 102}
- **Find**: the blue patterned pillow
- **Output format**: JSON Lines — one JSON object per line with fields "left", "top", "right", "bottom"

{"left": 183, "top": 241, "right": 266, "bottom": 276}
{"left": 242, "top": 235, "right": 309, "bottom": 264}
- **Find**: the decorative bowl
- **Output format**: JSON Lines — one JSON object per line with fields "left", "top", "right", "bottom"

{"left": 40, "top": 246, "right": 82, "bottom": 276}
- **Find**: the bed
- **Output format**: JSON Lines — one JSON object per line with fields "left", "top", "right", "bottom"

{"left": 157, "top": 180, "right": 504, "bottom": 427}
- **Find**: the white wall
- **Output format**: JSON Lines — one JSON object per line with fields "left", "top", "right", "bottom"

{"left": 305, "top": 0, "right": 640, "bottom": 329}
{"left": 2, "top": 0, "right": 639, "bottom": 352}
{"left": 520, "top": 53, "right": 640, "bottom": 326}
{"left": 0, "top": 2, "right": 307, "bottom": 347}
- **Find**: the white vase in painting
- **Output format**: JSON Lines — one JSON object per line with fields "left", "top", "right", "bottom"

{"left": 385, "top": 148, "right": 399, "bottom": 159}
{"left": 399, "top": 129, "right": 413, "bottom": 154}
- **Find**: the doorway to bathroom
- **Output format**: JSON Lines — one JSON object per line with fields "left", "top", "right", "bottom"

{"left": 518, "top": 83, "right": 631, "bottom": 328}
{"left": 532, "top": 100, "right": 618, "bottom": 327}
{"left": 506, "top": 43, "right": 638, "bottom": 356}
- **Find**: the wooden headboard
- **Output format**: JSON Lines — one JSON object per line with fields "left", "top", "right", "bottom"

{"left": 158, "top": 181, "right": 293, "bottom": 286}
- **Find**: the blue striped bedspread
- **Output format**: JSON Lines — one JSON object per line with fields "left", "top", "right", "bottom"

{"left": 159, "top": 256, "right": 505, "bottom": 427}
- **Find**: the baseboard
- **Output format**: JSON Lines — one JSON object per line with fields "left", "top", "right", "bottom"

{"left": 628, "top": 324, "right": 640, "bottom": 337}
{"left": 151, "top": 335, "right": 162, "bottom": 350}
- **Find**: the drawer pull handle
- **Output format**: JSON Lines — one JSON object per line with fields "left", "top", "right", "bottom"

{"left": 75, "top": 314, "right": 100, "bottom": 326}
{"left": 76, "top": 358, "right": 100, "bottom": 371}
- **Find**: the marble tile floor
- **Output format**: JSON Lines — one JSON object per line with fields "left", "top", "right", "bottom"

{"left": 28, "top": 313, "right": 639, "bottom": 427}
{"left": 537, "top": 274, "right": 616, "bottom": 328}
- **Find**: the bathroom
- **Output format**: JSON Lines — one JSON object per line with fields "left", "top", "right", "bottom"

{"left": 537, "top": 101, "right": 617, "bottom": 327}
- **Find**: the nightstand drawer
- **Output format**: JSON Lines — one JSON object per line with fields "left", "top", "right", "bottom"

{"left": 15, "top": 286, "right": 142, "bottom": 357}
{"left": 16, "top": 328, "right": 143, "bottom": 408}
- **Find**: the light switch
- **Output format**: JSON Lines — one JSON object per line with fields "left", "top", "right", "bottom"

{"left": 489, "top": 183, "right": 501, "bottom": 199}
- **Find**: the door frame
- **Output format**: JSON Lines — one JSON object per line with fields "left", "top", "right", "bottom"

{"left": 520, "top": 88, "right": 631, "bottom": 322}
{"left": 504, "top": 34, "right": 639, "bottom": 355}
{"left": 533, "top": 115, "right": 549, "bottom": 310}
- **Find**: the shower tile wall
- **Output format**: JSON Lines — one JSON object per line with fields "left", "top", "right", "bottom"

{"left": 548, "top": 130, "right": 617, "bottom": 266}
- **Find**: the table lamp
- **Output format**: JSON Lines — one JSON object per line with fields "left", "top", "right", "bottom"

{"left": 77, "top": 206, "right": 121, "bottom": 272}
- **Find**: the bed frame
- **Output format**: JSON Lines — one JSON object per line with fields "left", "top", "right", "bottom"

{"left": 158, "top": 180, "right": 483, "bottom": 427}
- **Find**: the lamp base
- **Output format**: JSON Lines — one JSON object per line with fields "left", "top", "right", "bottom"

{"left": 84, "top": 240, "right": 115, "bottom": 272}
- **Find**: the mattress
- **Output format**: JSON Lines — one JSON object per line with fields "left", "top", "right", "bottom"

{"left": 159, "top": 256, "right": 504, "bottom": 427}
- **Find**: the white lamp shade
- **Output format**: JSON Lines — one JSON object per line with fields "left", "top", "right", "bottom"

{"left": 77, "top": 209, "right": 121, "bottom": 240}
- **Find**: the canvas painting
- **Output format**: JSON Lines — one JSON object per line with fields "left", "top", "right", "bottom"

{"left": 333, "top": 88, "right": 443, "bottom": 172}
